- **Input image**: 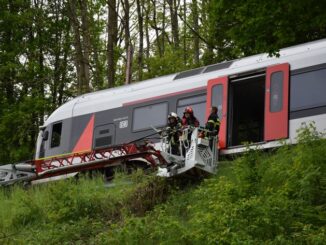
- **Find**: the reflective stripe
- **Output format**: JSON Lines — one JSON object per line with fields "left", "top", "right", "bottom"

{"left": 208, "top": 119, "right": 220, "bottom": 127}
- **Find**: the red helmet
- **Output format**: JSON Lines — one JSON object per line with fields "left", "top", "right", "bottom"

{"left": 184, "top": 106, "right": 193, "bottom": 114}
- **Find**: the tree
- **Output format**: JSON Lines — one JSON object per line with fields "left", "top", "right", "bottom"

{"left": 167, "top": 0, "right": 180, "bottom": 49}
{"left": 107, "top": 0, "right": 118, "bottom": 88}
{"left": 207, "top": 0, "right": 326, "bottom": 59}
{"left": 136, "top": 0, "right": 144, "bottom": 81}
{"left": 122, "top": 0, "right": 133, "bottom": 84}
{"left": 192, "top": 0, "right": 199, "bottom": 65}
{"left": 67, "top": 0, "right": 91, "bottom": 94}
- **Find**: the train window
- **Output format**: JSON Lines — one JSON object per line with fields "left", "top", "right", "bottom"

{"left": 42, "top": 130, "right": 49, "bottom": 141}
{"left": 51, "top": 122, "right": 62, "bottom": 148}
{"left": 270, "top": 71, "right": 283, "bottom": 112}
{"left": 178, "top": 94, "right": 206, "bottom": 106}
{"left": 291, "top": 68, "right": 326, "bottom": 111}
{"left": 177, "top": 94, "right": 206, "bottom": 125}
{"left": 133, "top": 102, "right": 168, "bottom": 131}
{"left": 212, "top": 85, "right": 223, "bottom": 119}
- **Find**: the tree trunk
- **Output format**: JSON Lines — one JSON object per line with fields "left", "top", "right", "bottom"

{"left": 52, "top": 0, "right": 62, "bottom": 107}
{"left": 79, "top": 0, "right": 91, "bottom": 93}
{"left": 67, "top": 0, "right": 89, "bottom": 94}
{"left": 192, "top": 0, "right": 200, "bottom": 65}
{"left": 136, "top": 0, "right": 144, "bottom": 81}
{"left": 58, "top": 21, "right": 71, "bottom": 106}
{"left": 151, "top": 0, "right": 162, "bottom": 57}
{"left": 124, "top": 0, "right": 132, "bottom": 84}
{"left": 107, "top": 0, "right": 118, "bottom": 88}
{"left": 162, "top": 0, "right": 166, "bottom": 54}
{"left": 125, "top": 45, "right": 133, "bottom": 84}
{"left": 167, "top": 0, "right": 179, "bottom": 49}
{"left": 183, "top": 0, "right": 187, "bottom": 64}
{"left": 92, "top": 14, "right": 104, "bottom": 89}
{"left": 144, "top": 0, "right": 150, "bottom": 59}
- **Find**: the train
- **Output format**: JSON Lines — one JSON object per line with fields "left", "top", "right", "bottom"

{"left": 35, "top": 39, "right": 326, "bottom": 164}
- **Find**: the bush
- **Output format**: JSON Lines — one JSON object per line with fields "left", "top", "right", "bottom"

{"left": 94, "top": 125, "right": 326, "bottom": 244}
{"left": 1, "top": 125, "right": 325, "bottom": 244}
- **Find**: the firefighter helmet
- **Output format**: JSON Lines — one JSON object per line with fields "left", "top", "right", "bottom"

{"left": 184, "top": 106, "right": 193, "bottom": 114}
{"left": 168, "top": 112, "right": 178, "bottom": 119}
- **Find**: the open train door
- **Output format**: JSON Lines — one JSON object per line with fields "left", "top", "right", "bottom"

{"left": 206, "top": 76, "right": 228, "bottom": 149}
{"left": 264, "top": 63, "right": 290, "bottom": 141}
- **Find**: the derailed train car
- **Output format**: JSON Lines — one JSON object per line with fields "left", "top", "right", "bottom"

{"left": 36, "top": 39, "right": 326, "bottom": 163}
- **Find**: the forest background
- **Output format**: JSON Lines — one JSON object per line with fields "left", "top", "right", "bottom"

{"left": 1, "top": 0, "right": 326, "bottom": 163}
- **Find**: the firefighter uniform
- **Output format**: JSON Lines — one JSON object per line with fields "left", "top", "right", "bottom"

{"left": 166, "top": 112, "right": 182, "bottom": 155}
{"left": 205, "top": 108, "right": 220, "bottom": 148}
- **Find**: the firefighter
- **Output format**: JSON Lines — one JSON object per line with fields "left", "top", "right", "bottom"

{"left": 205, "top": 106, "right": 220, "bottom": 149}
{"left": 181, "top": 106, "right": 199, "bottom": 148}
{"left": 165, "top": 112, "right": 182, "bottom": 155}
{"left": 181, "top": 106, "right": 199, "bottom": 128}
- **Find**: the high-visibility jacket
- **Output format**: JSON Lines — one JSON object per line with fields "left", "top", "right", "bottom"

{"left": 205, "top": 113, "right": 220, "bottom": 135}
{"left": 166, "top": 122, "right": 182, "bottom": 145}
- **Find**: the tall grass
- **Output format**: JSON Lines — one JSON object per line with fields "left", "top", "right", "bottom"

{"left": 0, "top": 171, "right": 172, "bottom": 244}
{"left": 1, "top": 124, "right": 325, "bottom": 244}
{"left": 92, "top": 124, "right": 326, "bottom": 244}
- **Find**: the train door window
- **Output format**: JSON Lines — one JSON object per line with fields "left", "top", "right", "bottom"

{"left": 93, "top": 124, "right": 115, "bottom": 149}
{"left": 177, "top": 94, "right": 206, "bottom": 125}
{"left": 51, "top": 122, "right": 62, "bottom": 148}
{"left": 133, "top": 102, "right": 168, "bottom": 131}
{"left": 229, "top": 74, "right": 265, "bottom": 146}
{"left": 212, "top": 85, "right": 223, "bottom": 119}
{"left": 270, "top": 71, "right": 283, "bottom": 112}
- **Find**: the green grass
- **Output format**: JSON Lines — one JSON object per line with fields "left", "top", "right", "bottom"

{"left": 0, "top": 171, "right": 172, "bottom": 244}
{"left": 0, "top": 124, "right": 326, "bottom": 244}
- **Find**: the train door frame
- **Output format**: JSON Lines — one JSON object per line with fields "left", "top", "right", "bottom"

{"left": 228, "top": 72, "right": 266, "bottom": 147}
{"left": 206, "top": 62, "right": 290, "bottom": 149}
{"left": 264, "top": 63, "right": 290, "bottom": 141}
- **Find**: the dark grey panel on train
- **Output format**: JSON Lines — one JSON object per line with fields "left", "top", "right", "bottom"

{"left": 93, "top": 123, "right": 115, "bottom": 149}
{"left": 174, "top": 67, "right": 205, "bottom": 80}
{"left": 94, "top": 105, "right": 133, "bottom": 146}
{"left": 70, "top": 114, "right": 93, "bottom": 150}
{"left": 41, "top": 118, "right": 73, "bottom": 158}
{"left": 290, "top": 106, "right": 326, "bottom": 119}
{"left": 42, "top": 89, "right": 207, "bottom": 157}
{"left": 204, "top": 61, "right": 233, "bottom": 73}
{"left": 87, "top": 89, "right": 207, "bottom": 148}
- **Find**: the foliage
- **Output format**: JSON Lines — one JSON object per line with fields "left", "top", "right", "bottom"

{"left": 92, "top": 128, "right": 326, "bottom": 244}
{"left": 1, "top": 0, "right": 326, "bottom": 164}
{"left": 1, "top": 0, "right": 326, "bottom": 240}
{"left": 207, "top": 0, "right": 326, "bottom": 59}
{"left": 0, "top": 96, "right": 50, "bottom": 163}
{"left": 0, "top": 129, "right": 325, "bottom": 244}
{"left": 0, "top": 170, "right": 173, "bottom": 244}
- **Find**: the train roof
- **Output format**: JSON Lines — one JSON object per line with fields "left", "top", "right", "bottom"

{"left": 45, "top": 38, "right": 326, "bottom": 125}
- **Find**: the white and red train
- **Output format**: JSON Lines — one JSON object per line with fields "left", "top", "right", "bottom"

{"left": 36, "top": 39, "right": 326, "bottom": 161}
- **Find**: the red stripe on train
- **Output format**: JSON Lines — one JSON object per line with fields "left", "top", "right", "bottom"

{"left": 73, "top": 114, "right": 95, "bottom": 152}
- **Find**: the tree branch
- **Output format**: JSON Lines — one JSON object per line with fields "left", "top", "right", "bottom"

{"left": 177, "top": 12, "right": 216, "bottom": 49}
